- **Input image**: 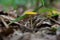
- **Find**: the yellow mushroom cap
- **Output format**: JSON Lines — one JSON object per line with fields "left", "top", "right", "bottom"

{"left": 24, "top": 11, "right": 37, "bottom": 15}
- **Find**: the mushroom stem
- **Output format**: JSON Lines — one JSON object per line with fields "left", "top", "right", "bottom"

{"left": 30, "top": 16, "right": 33, "bottom": 29}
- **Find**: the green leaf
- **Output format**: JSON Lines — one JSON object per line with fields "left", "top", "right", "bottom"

{"left": 38, "top": 7, "right": 57, "bottom": 14}
{"left": 41, "top": 0, "right": 45, "bottom": 6}
{"left": 38, "top": 8, "right": 49, "bottom": 13}
{"left": 9, "top": 14, "right": 28, "bottom": 24}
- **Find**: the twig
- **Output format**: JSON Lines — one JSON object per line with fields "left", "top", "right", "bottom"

{"left": 48, "top": 17, "right": 60, "bottom": 25}
{"left": 36, "top": 18, "right": 47, "bottom": 27}
{"left": 8, "top": 22, "right": 33, "bottom": 32}
{"left": 0, "top": 16, "right": 9, "bottom": 28}
{"left": 0, "top": 15, "right": 33, "bottom": 32}
{"left": 17, "top": 23, "right": 33, "bottom": 32}
{"left": 0, "top": 15, "right": 15, "bottom": 20}
{"left": 34, "top": 18, "right": 47, "bottom": 32}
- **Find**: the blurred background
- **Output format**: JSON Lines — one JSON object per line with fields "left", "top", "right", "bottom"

{"left": 0, "top": 0, "right": 60, "bottom": 40}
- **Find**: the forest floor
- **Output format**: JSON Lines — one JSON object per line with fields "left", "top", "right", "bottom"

{"left": 0, "top": 6, "right": 60, "bottom": 40}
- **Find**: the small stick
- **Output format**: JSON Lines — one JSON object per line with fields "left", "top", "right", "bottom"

{"left": 0, "top": 16, "right": 9, "bottom": 28}
{"left": 48, "top": 17, "right": 60, "bottom": 25}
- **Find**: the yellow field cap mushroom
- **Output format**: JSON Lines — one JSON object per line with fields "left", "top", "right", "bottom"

{"left": 24, "top": 11, "right": 37, "bottom": 15}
